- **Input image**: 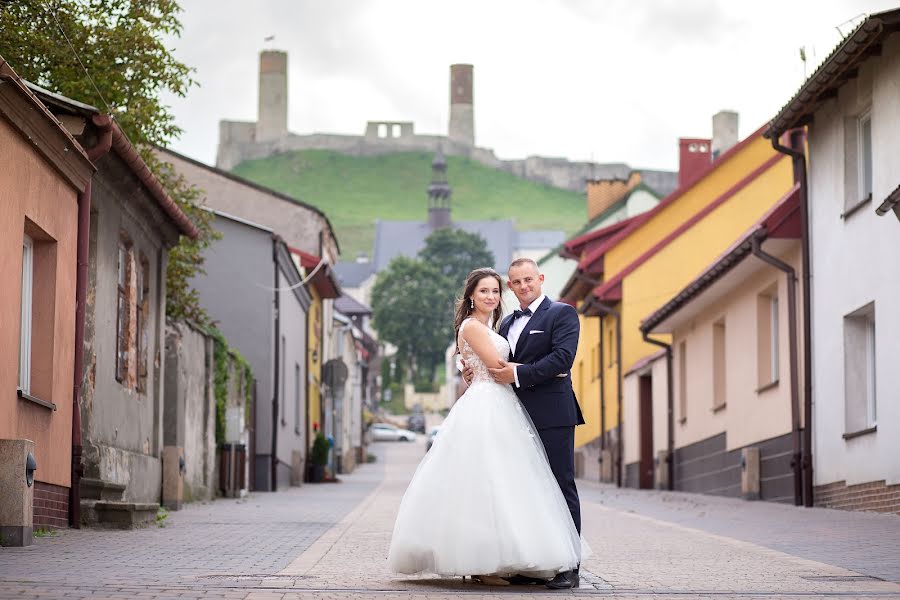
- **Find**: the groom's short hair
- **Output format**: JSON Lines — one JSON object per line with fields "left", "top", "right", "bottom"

{"left": 508, "top": 257, "right": 539, "bottom": 272}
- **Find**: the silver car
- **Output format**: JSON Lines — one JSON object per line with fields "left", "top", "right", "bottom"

{"left": 370, "top": 423, "right": 416, "bottom": 442}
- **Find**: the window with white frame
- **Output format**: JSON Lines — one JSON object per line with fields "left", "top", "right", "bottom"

{"left": 19, "top": 235, "right": 34, "bottom": 394}
{"left": 844, "top": 110, "right": 873, "bottom": 213}
{"left": 712, "top": 319, "right": 727, "bottom": 410}
{"left": 757, "top": 289, "right": 779, "bottom": 387}
{"left": 844, "top": 302, "right": 876, "bottom": 434}
{"left": 294, "top": 363, "right": 301, "bottom": 434}
{"left": 858, "top": 111, "right": 873, "bottom": 203}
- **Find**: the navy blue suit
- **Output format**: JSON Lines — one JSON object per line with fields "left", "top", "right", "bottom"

{"left": 500, "top": 296, "right": 583, "bottom": 532}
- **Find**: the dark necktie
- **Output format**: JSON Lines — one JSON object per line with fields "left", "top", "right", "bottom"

{"left": 512, "top": 307, "right": 532, "bottom": 320}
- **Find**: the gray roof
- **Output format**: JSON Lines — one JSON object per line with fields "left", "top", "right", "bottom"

{"left": 333, "top": 261, "right": 376, "bottom": 288}
{"left": 373, "top": 220, "right": 515, "bottom": 272}
{"left": 515, "top": 230, "right": 565, "bottom": 249}
{"left": 334, "top": 294, "right": 372, "bottom": 316}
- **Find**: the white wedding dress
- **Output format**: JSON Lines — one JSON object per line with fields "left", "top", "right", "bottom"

{"left": 388, "top": 318, "right": 581, "bottom": 578}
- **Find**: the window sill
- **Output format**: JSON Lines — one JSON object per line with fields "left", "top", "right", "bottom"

{"left": 841, "top": 195, "right": 872, "bottom": 220}
{"left": 17, "top": 388, "right": 56, "bottom": 411}
{"left": 711, "top": 403, "right": 727, "bottom": 414}
{"left": 843, "top": 425, "right": 877, "bottom": 441}
{"left": 756, "top": 379, "right": 780, "bottom": 394}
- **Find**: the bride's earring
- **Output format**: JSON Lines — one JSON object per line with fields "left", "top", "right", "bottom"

{"left": 470, "top": 298, "right": 474, "bottom": 309}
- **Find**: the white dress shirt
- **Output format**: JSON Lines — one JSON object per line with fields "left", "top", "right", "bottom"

{"left": 507, "top": 295, "right": 545, "bottom": 388}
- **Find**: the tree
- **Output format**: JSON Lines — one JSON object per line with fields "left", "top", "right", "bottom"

{"left": 1, "top": 0, "right": 217, "bottom": 324}
{"left": 419, "top": 228, "right": 495, "bottom": 291}
{"left": 371, "top": 229, "right": 496, "bottom": 388}
{"left": 371, "top": 257, "right": 450, "bottom": 386}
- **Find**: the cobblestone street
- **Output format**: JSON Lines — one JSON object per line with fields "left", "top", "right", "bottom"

{"left": 1, "top": 440, "right": 899, "bottom": 600}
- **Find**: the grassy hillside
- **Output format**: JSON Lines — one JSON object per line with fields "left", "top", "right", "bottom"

{"left": 232, "top": 150, "right": 587, "bottom": 259}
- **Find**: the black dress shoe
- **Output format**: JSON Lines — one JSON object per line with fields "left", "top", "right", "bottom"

{"left": 545, "top": 569, "right": 579, "bottom": 589}
{"left": 504, "top": 574, "right": 548, "bottom": 585}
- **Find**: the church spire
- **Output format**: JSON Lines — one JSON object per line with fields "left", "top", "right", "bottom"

{"left": 427, "top": 147, "right": 452, "bottom": 229}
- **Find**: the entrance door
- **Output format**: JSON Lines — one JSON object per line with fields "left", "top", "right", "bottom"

{"left": 639, "top": 375, "right": 654, "bottom": 489}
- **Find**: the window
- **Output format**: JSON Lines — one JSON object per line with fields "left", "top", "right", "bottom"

{"left": 859, "top": 111, "right": 873, "bottom": 202}
{"left": 19, "top": 235, "right": 34, "bottom": 394}
{"left": 713, "top": 320, "right": 726, "bottom": 410}
{"left": 115, "top": 237, "right": 132, "bottom": 383}
{"left": 280, "top": 335, "right": 287, "bottom": 426}
{"left": 678, "top": 341, "right": 687, "bottom": 422}
{"left": 757, "top": 290, "right": 779, "bottom": 388}
{"left": 607, "top": 329, "right": 615, "bottom": 367}
{"left": 136, "top": 256, "right": 150, "bottom": 393}
{"left": 843, "top": 110, "right": 873, "bottom": 213}
{"left": 844, "top": 303, "right": 876, "bottom": 434}
{"left": 294, "top": 363, "right": 301, "bottom": 434}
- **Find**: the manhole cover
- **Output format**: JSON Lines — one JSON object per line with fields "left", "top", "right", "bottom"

{"left": 200, "top": 574, "right": 309, "bottom": 581}
{"left": 802, "top": 575, "right": 884, "bottom": 582}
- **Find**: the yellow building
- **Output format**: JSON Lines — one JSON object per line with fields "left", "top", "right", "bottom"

{"left": 574, "top": 125, "right": 794, "bottom": 488}
{"left": 293, "top": 249, "right": 341, "bottom": 478}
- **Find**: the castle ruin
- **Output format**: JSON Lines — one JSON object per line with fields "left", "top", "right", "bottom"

{"left": 216, "top": 51, "right": 676, "bottom": 195}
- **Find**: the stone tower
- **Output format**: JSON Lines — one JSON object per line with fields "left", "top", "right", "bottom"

{"left": 448, "top": 64, "right": 474, "bottom": 146}
{"left": 257, "top": 50, "right": 288, "bottom": 142}
{"left": 427, "top": 148, "right": 452, "bottom": 229}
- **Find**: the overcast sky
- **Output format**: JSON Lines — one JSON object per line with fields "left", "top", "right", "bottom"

{"left": 163, "top": 0, "right": 897, "bottom": 172}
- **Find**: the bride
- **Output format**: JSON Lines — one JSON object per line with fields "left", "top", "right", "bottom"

{"left": 387, "top": 267, "right": 581, "bottom": 584}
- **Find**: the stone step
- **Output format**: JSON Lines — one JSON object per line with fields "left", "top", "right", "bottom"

{"left": 80, "top": 500, "right": 159, "bottom": 529}
{"left": 79, "top": 477, "right": 127, "bottom": 501}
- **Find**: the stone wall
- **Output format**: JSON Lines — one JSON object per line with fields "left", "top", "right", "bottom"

{"left": 215, "top": 125, "right": 652, "bottom": 195}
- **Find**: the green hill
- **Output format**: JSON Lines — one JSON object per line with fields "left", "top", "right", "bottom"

{"left": 232, "top": 150, "right": 587, "bottom": 259}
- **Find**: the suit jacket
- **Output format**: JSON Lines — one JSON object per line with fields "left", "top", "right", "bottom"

{"left": 500, "top": 296, "right": 585, "bottom": 430}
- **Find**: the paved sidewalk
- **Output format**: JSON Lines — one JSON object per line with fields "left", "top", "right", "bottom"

{"left": 1, "top": 439, "right": 899, "bottom": 600}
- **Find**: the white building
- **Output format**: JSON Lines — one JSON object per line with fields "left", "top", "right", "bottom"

{"left": 766, "top": 8, "right": 900, "bottom": 513}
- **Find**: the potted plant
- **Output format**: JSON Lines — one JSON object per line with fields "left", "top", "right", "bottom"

{"left": 309, "top": 423, "right": 329, "bottom": 483}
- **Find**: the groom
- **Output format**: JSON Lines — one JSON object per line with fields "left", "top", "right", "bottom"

{"left": 465, "top": 257, "right": 584, "bottom": 589}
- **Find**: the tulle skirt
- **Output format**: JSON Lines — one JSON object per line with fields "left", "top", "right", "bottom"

{"left": 388, "top": 380, "right": 581, "bottom": 577}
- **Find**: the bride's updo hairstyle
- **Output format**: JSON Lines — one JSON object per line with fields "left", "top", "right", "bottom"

{"left": 454, "top": 267, "right": 504, "bottom": 341}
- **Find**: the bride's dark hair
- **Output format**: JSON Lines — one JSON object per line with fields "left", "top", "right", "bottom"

{"left": 454, "top": 268, "right": 504, "bottom": 347}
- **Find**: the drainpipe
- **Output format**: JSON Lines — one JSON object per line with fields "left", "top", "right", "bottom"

{"left": 752, "top": 234, "right": 803, "bottom": 506}
{"left": 641, "top": 332, "right": 674, "bottom": 491}
{"left": 271, "top": 239, "right": 280, "bottom": 491}
{"left": 70, "top": 114, "right": 113, "bottom": 528}
{"left": 770, "top": 129, "right": 814, "bottom": 507}
{"left": 593, "top": 300, "right": 622, "bottom": 488}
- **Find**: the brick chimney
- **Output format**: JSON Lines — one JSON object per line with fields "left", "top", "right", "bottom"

{"left": 678, "top": 138, "right": 711, "bottom": 189}
{"left": 586, "top": 172, "right": 641, "bottom": 221}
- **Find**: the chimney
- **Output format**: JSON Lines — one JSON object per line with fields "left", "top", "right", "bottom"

{"left": 586, "top": 172, "right": 641, "bottom": 221}
{"left": 257, "top": 50, "right": 288, "bottom": 142}
{"left": 448, "top": 64, "right": 475, "bottom": 146}
{"left": 678, "top": 138, "right": 711, "bottom": 189}
{"left": 712, "top": 110, "right": 739, "bottom": 160}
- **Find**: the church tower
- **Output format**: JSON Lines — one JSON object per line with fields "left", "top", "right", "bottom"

{"left": 427, "top": 148, "right": 452, "bottom": 230}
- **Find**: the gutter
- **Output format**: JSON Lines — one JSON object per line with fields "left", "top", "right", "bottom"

{"left": 751, "top": 234, "right": 803, "bottom": 506}
{"left": 70, "top": 114, "right": 113, "bottom": 528}
{"left": 769, "top": 129, "right": 814, "bottom": 507}
{"left": 640, "top": 332, "right": 674, "bottom": 491}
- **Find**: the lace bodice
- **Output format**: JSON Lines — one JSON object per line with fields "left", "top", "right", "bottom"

{"left": 458, "top": 318, "right": 510, "bottom": 384}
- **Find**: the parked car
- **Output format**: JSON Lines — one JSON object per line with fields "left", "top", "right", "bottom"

{"left": 407, "top": 413, "right": 426, "bottom": 433}
{"left": 370, "top": 423, "right": 417, "bottom": 442}
{"left": 425, "top": 425, "right": 441, "bottom": 452}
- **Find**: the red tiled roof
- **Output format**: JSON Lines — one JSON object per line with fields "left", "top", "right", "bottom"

{"left": 289, "top": 247, "right": 341, "bottom": 299}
